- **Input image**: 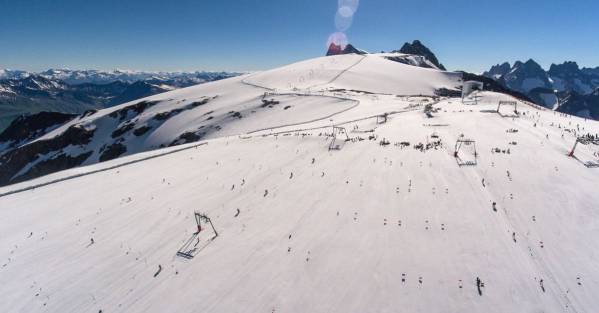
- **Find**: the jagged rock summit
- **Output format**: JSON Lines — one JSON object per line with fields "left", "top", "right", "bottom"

{"left": 326, "top": 43, "right": 367, "bottom": 56}
{"left": 485, "top": 62, "right": 512, "bottom": 80}
{"left": 395, "top": 40, "right": 447, "bottom": 71}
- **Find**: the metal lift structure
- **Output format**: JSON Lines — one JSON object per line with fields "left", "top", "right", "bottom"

{"left": 454, "top": 138, "right": 478, "bottom": 166}
{"left": 329, "top": 126, "right": 350, "bottom": 151}
{"left": 497, "top": 101, "right": 519, "bottom": 118}
{"left": 568, "top": 136, "right": 599, "bottom": 168}
{"left": 376, "top": 113, "right": 389, "bottom": 124}
{"left": 176, "top": 212, "right": 218, "bottom": 259}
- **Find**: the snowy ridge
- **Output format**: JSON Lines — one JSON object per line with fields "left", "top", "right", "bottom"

{"left": 244, "top": 54, "right": 460, "bottom": 95}
{"left": 1, "top": 53, "right": 599, "bottom": 313}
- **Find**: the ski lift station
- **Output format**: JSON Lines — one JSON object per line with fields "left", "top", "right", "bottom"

{"left": 462, "top": 81, "right": 484, "bottom": 103}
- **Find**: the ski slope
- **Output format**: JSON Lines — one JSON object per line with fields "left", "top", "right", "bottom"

{"left": 0, "top": 53, "right": 463, "bottom": 187}
{"left": 1, "top": 54, "right": 599, "bottom": 313}
{"left": 244, "top": 54, "right": 461, "bottom": 95}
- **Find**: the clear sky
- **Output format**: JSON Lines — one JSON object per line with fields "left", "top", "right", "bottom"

{"left": 1, "top": 0, "right": 598, "bottom": 73}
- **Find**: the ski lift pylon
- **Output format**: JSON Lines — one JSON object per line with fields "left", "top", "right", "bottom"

{"left": 454, "top": 138, "right": 478, "bottom": 166}
{"left": 329, "top": 126, "right": 350, "bottom": 151}
{"left": 376, "top": 113, "right": 388, "bottom": 124}
{"left": 568, "top": 136, "right": 599, "bottom": 167}
{"left": 497, "top": 101, "right": 519, "bottom": 117}
{"left": 176, "top": 212, "right": 218, "bottom": 259}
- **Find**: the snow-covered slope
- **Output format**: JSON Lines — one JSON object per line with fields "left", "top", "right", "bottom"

{"left": 244, "top": 54, "right": 461, "bottom": 94}
{"left": 1, "top": 53, "right": 599, "bottom": 313}
{"left": 0, "top": 54, "right": 461, "bottom": 186}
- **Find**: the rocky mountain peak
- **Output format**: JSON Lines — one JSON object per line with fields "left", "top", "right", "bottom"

{"left": 549, "top": 61, "right": 581, "bottom": 77}
{"left": 326, "top": 43, "right": 366, "bottom": 56}
{"left": 483, "top": 62, "right": 511, "bottom": 79}
{"left": 395, "top": 40, "right": 446, "bottom": 70}
{"left": 520, "top": 59, "right": 545, "bottom": 72}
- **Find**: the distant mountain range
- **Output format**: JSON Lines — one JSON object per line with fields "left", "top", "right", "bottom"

{"left": 0, "top": 70, "right": 241, "bottom": 131}
{"left": 483, "top": 60, "right": 599, "bottom": 119}
{"left": 0, "top": 69, "right": 239, "bottom": 85}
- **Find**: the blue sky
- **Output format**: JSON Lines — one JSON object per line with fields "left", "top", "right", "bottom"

{"left": 1, "top": 0, "right": 598, "bottom": 73}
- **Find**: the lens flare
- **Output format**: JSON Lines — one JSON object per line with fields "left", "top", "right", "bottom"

{"left": 327, "top": 0, "right": 359, "bottom": 51}
{"left": 338, "top": 0, "right": 359, "bottom": 17}
{"left": 335, "top": 11, "right": 353, "bottom": 32}
{"left": 338, "top": 5, "right": 354, "bottom": 18}
{"left": 327, "top": 32, "right": 348, "bottom": 49}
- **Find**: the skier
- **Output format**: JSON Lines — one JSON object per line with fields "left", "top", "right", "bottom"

{"left": 540, "top": 279, "right": 545, "bottom": 292}
{"left": 154, "top": 265, "right": 162, "bottom": 277}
